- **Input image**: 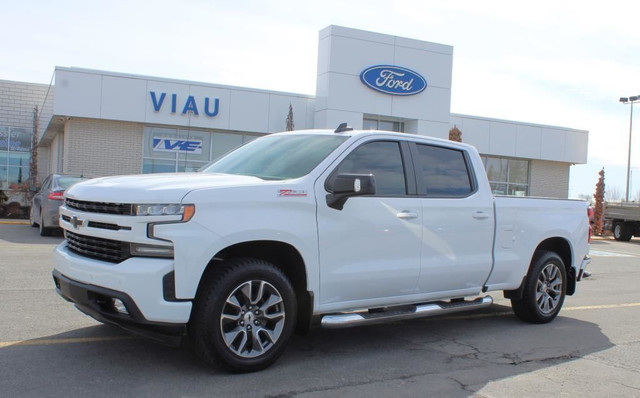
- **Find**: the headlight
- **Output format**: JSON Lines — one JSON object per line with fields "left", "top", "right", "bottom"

{"left": 134, "top": 204, "right": 195, "bottom": 222}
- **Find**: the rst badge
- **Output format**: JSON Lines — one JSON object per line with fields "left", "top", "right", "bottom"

{"left": 360, "top": 65, "right": 427, "bottom": 96}
{"left": 278, "top": 189, "right": 307, "bottom": 197}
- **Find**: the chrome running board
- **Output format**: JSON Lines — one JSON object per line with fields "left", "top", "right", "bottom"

{"left": 320, "top": 296, "right": 493, "bottom": 329}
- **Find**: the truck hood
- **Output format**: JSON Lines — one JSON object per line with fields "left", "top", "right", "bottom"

{"left": 65, "top": 173, "right": 265, "bottom": 203}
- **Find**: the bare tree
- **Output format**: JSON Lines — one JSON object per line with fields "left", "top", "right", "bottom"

{"left": 285, "top": 104, "right": 294, "bottom": 131}
{"left": 29, "top": 106, "right": 39, "bottom": 196}
{"left": 578, "top": 193, "right": 593, "bottom": 205}
{"left": 593, "top": 168, "right": 605, "bottom": 235}
{"left": 605, "top": 185, "right": 622, "bottom": 202}
{"left": 448, "top": 125, "right": 462, "bottom": 142}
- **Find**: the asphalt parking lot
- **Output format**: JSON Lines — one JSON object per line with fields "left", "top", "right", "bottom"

{"left": 1, "top": 222, "right": 639, "bottom": 397}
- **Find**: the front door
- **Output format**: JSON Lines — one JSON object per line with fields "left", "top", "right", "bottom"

{"left": 316, "top": 139, "right": 422, "bottom": 307}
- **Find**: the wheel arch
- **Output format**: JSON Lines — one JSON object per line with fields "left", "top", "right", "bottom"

{"left": 504, "top": 237, "right": 575, "bottom": 300}
{"left": 194, "top": 240, "right": 313, "bottom": 334}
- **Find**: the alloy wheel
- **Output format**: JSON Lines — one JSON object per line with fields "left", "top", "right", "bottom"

{"left": 536, "top": 263, "right": 563, "bottom": 315}
{"left": 219, "top": 280, "right": 286, "bottom": 358}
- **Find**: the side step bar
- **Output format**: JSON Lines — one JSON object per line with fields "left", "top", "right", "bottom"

{"left": 321, "top": 296, "right": 493, "bottom": 329}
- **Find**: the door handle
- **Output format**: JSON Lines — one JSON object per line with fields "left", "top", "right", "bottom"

{"left": 397, "top": 211, "right": 418, "bottom": 219}
{"left": 472, "top": 211, "right": 490, "bottom": 220}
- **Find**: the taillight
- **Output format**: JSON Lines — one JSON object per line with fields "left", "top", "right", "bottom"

{"left": 47, "top": 191, "right": 64, "bottom": 200}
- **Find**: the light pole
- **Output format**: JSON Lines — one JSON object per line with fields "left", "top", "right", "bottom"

{"left": 619, "top": 95, "right": 640, "bottom": 202}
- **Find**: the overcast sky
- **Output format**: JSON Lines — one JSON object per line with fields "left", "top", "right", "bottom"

{"left": 2, "top": 0, "right": 639, "bottom": 199}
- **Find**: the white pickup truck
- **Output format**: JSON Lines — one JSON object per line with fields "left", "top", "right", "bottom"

{"left": 53, "top": 126, "right": 591, "bottom": 372}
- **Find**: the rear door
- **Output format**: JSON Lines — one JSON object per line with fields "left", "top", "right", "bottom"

{"left": 410, "top": 143, "right": 494, "bottom": 294}
{"left": 315, "top": 139, "right": 422, "bottom": 306}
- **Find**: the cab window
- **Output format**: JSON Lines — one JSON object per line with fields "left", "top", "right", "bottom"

{"left": 330, "top": 141, "right": 407, "bottom": 196}
{"left": 414, "top": 144, "right": 473, "bottom": 197}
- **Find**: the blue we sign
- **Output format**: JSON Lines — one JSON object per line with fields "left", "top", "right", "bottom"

{"left": 153, "top": 137, "right": 203, "bottom": 154}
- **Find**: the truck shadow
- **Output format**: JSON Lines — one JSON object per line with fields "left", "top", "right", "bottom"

{"left": 0, "top": 305, "right": 613, "bottom": 397}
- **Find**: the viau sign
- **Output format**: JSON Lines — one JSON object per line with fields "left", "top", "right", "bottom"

{"left": 150, "top": 91, "right": 220, "bottom": 117}
{"left": 360, "top": 65, "right": 427, "bottom": 96}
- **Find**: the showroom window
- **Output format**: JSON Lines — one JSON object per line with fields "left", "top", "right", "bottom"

{"left": 363, "top": 118, "right": 404, "bottom": 132}
{"left": 0, "top": 126, "right": 32, "bottom": 190}
{"left": 481, "top": 156, "right": 529, "bottom": 196}
{"left": 142, "top": 126, "right": 258, "bottom": 173}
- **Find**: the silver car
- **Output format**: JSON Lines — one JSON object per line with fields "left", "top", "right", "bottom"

{"left": 30, "top": 174, "right": 90, "bottom": 236}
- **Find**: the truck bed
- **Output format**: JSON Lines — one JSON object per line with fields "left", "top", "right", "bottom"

{"left": 605, "top": 202, "right": 640, "bottom": 222}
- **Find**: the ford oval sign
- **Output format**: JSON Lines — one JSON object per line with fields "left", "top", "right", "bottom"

{"left": 360, "top": 65, "right": 427, "bottom": 96}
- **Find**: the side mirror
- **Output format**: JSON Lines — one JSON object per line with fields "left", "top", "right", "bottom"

{"left": 326, "top": 173, "right": 375, "bottom": 210}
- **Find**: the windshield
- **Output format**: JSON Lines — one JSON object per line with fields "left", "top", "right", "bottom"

{"left": 201, "top": 134, "right": 348, "bottom": 180}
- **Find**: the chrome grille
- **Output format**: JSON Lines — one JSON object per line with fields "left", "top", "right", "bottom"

{"left": 87, "top": 221, "right": 131, "bottom": 231}
{"left": 65, "top": 231, "right": 130, "bottom": 263}
{"left": 61, "top": 215, "right": 131, "bottom": 231}
{"left": 65, "top": 198, "right": 134, "bottom": 215}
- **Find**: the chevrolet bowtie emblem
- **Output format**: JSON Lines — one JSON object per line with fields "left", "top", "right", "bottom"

{"left": 70, "top": 216, "right": 84, "bottom": 229}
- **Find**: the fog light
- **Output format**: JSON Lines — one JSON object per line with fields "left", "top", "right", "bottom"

{"left": 130, "top": 243, "right": 174, "bottom": 258}
{"left": 113, "top": 298, "right": 129, "bottom": 315}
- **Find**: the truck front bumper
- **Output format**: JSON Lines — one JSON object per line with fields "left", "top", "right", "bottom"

{"left": 53, "top": 270, "right": 186, "bottom": 346}
{"left": 53, "top": 241, "right": 193, "bottom": 346}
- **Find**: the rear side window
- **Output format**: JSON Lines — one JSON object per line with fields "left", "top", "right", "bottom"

{"left": 330, "top": 141, "right": 407, "bottom": 196}
{"left": 414, "top": 144, "right": 473, "bottom": 197}
{"left": 40, "top": 176, "right": 52, "bottom": 192}
{"left": 56, "top": 177, "right": 86, "bottom": 190}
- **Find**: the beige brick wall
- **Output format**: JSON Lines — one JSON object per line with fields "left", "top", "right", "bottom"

{"left": 0, "top": 79, "right": 50, "bottom": 185}
{"left": 37, "top": 146, "right": 50, "bottom": 179}
{"left": 529, "top": 160, "right": 570, "bottom": 198}
{"left": 50, "top": 132, "right": 64, "bottom": 174}
{"left": 0, "top": 79, "right": 48, "bottom": 129}
{"left": 64, "top": 118, "right": 143, "bottom": 177}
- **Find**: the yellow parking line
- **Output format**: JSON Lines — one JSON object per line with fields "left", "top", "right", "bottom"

{"left": 417, "top": 302, "right": 640, "bottom": 322}
{"left": 563, "top": 302, "right": 640, "bottom": 311}
{"left": 2, "top": 302, "right": 639, "bottom": 348}
{"left": 0, "top": 220, "right": 29, "bottom": 225}
{"left": 0, "top": 336, "right": 131, "bottom": 348}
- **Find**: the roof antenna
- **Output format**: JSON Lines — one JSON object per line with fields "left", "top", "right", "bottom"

{"left": 334, "top": 123, "right": 353, "bottom": 133}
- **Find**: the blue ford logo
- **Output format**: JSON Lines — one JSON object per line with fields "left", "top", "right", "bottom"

{"left": 360, "top": 65, "right": 427, "bottom": 96}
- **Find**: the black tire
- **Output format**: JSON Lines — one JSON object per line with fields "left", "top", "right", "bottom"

{"left": 39, "top": 211, "right": 51, "bottom": 237}
{"left": 613, "top": 222, "right": 632, "bottom": 242}
{"left": 189, "top": 258, "right": 297, "bottom": 373}
{"left": 511, "top": 251, "right": 567, "bottom": 324}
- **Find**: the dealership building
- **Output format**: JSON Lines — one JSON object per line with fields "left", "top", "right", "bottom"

{"left": 0, "top": 25, "right": 588, "bottom": 201}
